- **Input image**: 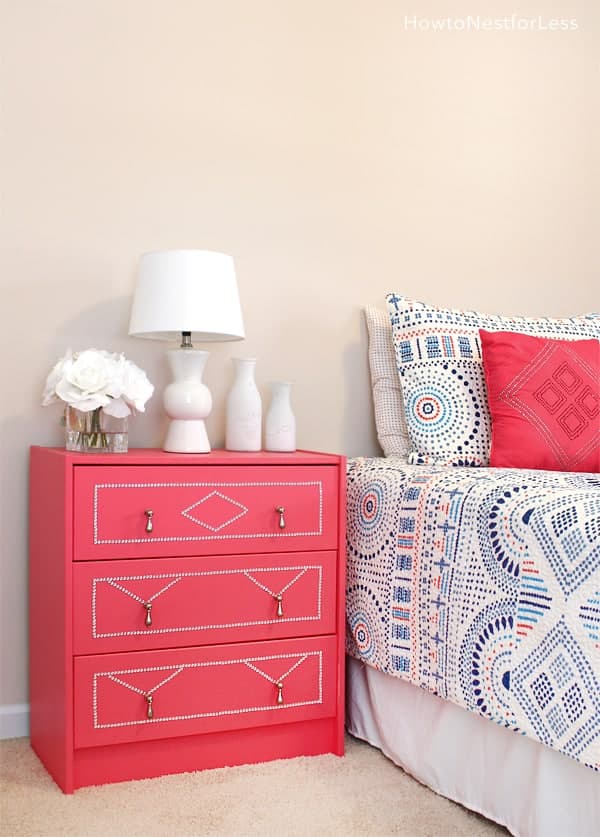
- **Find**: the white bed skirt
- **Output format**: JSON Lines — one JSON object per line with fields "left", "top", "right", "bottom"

{"left": 346, "top": 657, "right": 599, "bottom": 837}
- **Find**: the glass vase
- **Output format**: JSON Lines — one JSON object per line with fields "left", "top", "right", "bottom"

{"left": 64, "top": 406, "right": 128, "bottom": 453}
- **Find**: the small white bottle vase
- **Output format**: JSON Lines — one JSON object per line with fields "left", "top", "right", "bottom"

{"left": 225, "top": 357, "right": 262, "bottom": 451}
{"left": 265, "top": 382, "right": 296, "bottom": 452}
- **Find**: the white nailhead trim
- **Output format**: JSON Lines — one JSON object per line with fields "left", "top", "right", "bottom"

{"left": 92, "top": 650, "right": 323, "bottom": 729}
{"left": 106, "top": 667, "right": 185, "bottom": 698}
{"left": 93, "top": 615, "right": 320, "bottom": 639}
{"left": 91, "top": 566, "right": 324, "bottom": 639}
{"left": 105, "top": 576, "right": 183, "bottom": 606}
{"left": 244, "top": 654, "right": 308, "bottom": 686}
{"left": 180, "top": 491, "right": 248, "bottom": 531}
{"left": 243, "top": 568, "right": 308, "bottom": 599}
{"left": 92, "top": 481, "right": 324, "bottom": 545}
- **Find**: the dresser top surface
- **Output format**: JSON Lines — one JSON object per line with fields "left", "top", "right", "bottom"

{"left": 30, "top": 447, "right": 344, "bottom": 467}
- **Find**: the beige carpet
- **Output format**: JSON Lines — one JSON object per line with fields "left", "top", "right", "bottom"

{"left": 0, "top": 734, "right": 508, "bottom": 837}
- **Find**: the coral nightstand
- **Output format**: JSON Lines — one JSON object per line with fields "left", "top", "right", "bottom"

{"left": 29, "top": 447, "right": 346, "bottom": 792}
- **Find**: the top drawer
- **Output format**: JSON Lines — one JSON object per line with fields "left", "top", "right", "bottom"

{"left": 73, "top": 464, "right": 340, "bottom": 560}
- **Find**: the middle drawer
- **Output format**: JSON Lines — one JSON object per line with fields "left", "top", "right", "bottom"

{"left": 73, "top": 551, "right": 337, "bottom": 654}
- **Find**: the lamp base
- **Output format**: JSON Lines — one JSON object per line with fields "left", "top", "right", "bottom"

{"left": 162, "top": 348, "right": 213, "bottom": 453}
{"left": 163, "top": 419, "right": 210, "bottom": 453}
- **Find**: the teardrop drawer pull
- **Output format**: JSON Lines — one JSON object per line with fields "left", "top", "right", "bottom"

{"left": 145, "top": 694, "right": 153, "bottom": 719}
{"left": 275, "top": 506, "right": 286, "bottom": 529}
{"left": 144, "top": 509, "right": 154, "bottom": 534}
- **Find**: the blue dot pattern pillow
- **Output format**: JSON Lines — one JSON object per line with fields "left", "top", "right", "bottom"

{"left": 386, "top": 294, "right": 600, "bottom": 466}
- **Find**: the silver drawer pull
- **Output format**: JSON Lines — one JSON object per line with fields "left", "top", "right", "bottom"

{"left": 275, "top": 506, "right": 286, "bottom": 529}
{"left": 145, "top": 694, "right": 153, "bottom": 720}
{"left": 143, "top": 602, "right": 153, "bottom": 627}
{"left": 144, "top": 509, "right": 154, "bottom": 534}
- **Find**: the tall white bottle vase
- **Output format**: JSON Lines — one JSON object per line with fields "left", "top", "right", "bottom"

{"left": 225, "top": 357, "right": 262, "bottom": 451}
{"left": 265, "top": 382, "right": 296, "bottom": 452}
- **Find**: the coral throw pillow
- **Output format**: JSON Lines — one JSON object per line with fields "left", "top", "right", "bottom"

{"left": 480, "top": 330, "right": 600, "bottom": 472}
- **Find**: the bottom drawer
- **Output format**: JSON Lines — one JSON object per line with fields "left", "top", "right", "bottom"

{"left": 74, "top": 635, "right": 337, "bottom": 748}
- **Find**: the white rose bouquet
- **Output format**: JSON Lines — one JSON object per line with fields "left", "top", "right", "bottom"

{"left": 42, "top": 348, "right": 154, "bottom": 451}
{"left": 42, "top": 348, "right": 154, "bottom": 416}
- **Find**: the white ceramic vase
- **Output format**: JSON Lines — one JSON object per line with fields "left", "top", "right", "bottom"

{"left": 265, "top": 382, "right": 296, "bottom": 452}
{"left": 225, "top": 357, "right": 262, "bottom": 451}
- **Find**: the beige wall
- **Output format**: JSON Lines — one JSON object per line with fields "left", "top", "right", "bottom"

{"left": 0, "top": 1, "right": 597, "bottom": 717}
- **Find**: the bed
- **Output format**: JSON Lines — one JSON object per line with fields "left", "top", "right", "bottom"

{"left": 344, "top": 300, "right": 600, "bottom": 837}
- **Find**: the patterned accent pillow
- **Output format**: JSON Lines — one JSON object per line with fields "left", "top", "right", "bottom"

{"left": 481, "top": 330, "right": 599, "bottom": 472}
{"left": 385, "top": 294, "right": 600, "bottom": 466}
{"left": 364, "top": 306, "right": 411, "bottom": 458}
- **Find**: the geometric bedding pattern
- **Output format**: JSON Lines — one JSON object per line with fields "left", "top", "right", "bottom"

{"left": 346, "top": 457, "right": 600, "bottom": 769}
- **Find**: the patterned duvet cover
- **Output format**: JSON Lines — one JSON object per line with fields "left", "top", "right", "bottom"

{"left": 345, "top": 457, "right": 600, "bottom": 769}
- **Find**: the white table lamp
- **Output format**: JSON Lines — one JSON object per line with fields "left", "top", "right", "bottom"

{"left": 129, "top": 249, "right": 245, "bottom": 452}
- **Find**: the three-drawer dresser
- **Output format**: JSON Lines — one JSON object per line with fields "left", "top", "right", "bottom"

{"left": 29, "top": 447, "right": 346, "bottom": 792}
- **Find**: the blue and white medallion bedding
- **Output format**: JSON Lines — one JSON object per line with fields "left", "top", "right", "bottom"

{"left": 346, "top": 457, "right": 600, "bottom": 770}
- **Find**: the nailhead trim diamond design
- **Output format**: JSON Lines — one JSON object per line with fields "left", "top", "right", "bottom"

{"left": 180, "top": 491, "right": 248, "bottom": 531}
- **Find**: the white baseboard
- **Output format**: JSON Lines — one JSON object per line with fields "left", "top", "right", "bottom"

{"left": 0, "top": 703, "right": 30, "bottom": 739}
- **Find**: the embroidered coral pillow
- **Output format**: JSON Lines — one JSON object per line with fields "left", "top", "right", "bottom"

{"left": 386, "top": 294, "right": 600, "bottom": 466}
{"left": 480, "top": 330, "right": 599, "bottom": 472}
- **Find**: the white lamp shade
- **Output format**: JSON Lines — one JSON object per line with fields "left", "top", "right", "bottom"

{"left": 128, "top": 249, "right": 245, "bottom": 342}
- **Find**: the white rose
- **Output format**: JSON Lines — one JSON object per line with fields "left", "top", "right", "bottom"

{"left": 42, "top": 350, "right": 73, "bottom": 406}
{"left": 121, "top": 360, "right": 154, "bottom": 413}
{"left": 102, "top": 396, "right": 132, "bottom": 418}
{"left": 54, "top": 349, "right": 120, "bottom": 412}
